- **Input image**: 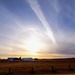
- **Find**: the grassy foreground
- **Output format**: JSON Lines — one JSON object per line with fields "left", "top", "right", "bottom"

{"left": 0, "top": 59, "right": 75, "bottom": 75}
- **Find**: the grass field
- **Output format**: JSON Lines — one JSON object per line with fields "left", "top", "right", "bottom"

{"left": 0, "top": 59, "right": 75, "bottom": 75}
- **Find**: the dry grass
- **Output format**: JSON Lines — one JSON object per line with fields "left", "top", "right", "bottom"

{"left": 0, "top": 59, "right": 75, "bottom": 75}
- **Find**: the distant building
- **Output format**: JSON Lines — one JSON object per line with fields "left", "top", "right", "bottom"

{"left": 8, "top": 57, "right": 21, "bottom": 61}
{"left": 34, "top": 58, "right": 38, "bottom": 60}
{"left": 8, "top": 58, "right": 14, "bottom": 61}
{"left": 22, "top": 58, "right": 33, "bottom": 61}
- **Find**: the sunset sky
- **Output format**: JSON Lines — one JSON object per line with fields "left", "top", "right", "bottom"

{"left": 0, "top": 0, "right": 75, "bottom": 59}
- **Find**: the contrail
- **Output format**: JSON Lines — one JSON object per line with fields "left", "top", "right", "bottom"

{"left": 27, "top": 0, "right": 56, "bottom": 44}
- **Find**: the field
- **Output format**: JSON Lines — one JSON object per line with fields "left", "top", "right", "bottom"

{"left": 0, "top": 59, "right": 75, "bottom": 75}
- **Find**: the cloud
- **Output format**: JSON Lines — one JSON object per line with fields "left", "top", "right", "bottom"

{"left": 0, "top": 5, "right": 25, "bottom": 30}
{"left": 27, "top": 0, "right": 56, "bottom": 44}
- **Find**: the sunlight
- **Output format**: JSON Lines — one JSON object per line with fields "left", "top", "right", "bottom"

{"left": 25, "top": 37, "right": 41, "bottom": 54}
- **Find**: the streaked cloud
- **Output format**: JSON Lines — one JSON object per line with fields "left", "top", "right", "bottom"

{"left": 27, "top": 0, "right": 56, "bottom": 44}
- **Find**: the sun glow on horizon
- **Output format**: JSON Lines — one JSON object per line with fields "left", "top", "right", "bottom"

{"left": 24, "top": 36, "right": 42, "bottom": 54}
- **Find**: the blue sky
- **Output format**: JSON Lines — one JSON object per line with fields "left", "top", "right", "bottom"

{"left": 0, "top": 0, "right": 75, "bottom": 59}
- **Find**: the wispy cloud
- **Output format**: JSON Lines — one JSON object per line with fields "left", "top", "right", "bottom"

{"left": 0, "top": 5, "right": 25, "bottom": 30}
{"left": 27, "top": 0, "right": 56, "bottom": 44}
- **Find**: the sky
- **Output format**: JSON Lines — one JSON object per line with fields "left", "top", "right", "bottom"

{"left": 0, "top": 0, "right": 75, "bottom": 59}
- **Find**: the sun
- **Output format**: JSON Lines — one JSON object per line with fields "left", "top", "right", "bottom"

{"left": 25, "top": 37, "right": 41, "bottom": 54}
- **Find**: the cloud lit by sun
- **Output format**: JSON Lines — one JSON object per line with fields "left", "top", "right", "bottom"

{"left": 25, "top": 37, "right": 41, "bottom": 53}
{"left": 22, "top": 34, "right": 44, "bottom": 55}
{"left": 12, "top": 27, "right": 52, "bottom": 56}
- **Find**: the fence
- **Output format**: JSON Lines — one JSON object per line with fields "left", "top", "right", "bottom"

{"left": 0, "top": 64, "right": 75, "bottom": 75}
